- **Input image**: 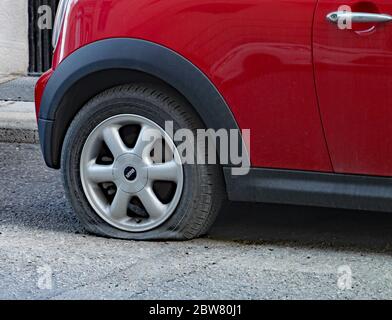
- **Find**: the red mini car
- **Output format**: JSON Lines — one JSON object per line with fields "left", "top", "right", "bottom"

{"left": 35, "top": 0, "right": 392, "bottom": 240}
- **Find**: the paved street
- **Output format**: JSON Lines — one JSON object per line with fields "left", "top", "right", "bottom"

{"left": 1, "top": 142, "right": 392, "bottom": 299}
{"left": 0, "top": 77, "right": 38, "bottom": 144}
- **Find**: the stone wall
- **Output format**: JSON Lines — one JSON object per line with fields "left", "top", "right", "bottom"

{"left": 0, "top": 0, "right": 28, "bottom": 75}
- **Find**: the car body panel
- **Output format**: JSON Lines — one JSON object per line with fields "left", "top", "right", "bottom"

{"left": 314, "top": 0, "right": 392, "bottom": 176}
{"left": 49, "top": 0, "right": 332, "bottom": 172}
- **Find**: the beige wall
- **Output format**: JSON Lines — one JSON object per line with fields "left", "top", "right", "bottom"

{"left": 0, "top": 0, "right": 28, "bottom": 75}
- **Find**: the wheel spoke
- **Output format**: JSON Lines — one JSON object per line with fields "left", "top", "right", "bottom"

{"left": 132, "top": 125, "right": 160, "bottom": 158}
{"left": 148, "top": 160, "right": 179, "bottom": 182}
{"left": 138, "top": 187, "right": 167, "bottom": 220}
{"left": 103, "top": 126, "right": 128, "bottom": 158}
{"left": 86, "top": 163, "right": 114, "bottom": 183}
{"left": 110, "top": 189, "right": 131, "bottom": 220}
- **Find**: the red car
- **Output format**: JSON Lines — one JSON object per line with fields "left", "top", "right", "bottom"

{"left": 35, "top": 0, "right": 392, "bottom": 240}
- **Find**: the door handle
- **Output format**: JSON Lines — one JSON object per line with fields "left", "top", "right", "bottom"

{"left": 327, "top": 11, "right": 392, "bottom": 24}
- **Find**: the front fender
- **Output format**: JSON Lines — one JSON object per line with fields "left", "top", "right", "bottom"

{"left": 38, "top": 38, "right": 245, "bottom": 168}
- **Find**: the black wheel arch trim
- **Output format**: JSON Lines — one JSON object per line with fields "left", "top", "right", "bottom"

{"left": 38, "top": 38, "right": 245, "bottom": 168}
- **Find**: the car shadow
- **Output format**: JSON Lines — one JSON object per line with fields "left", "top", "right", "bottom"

{"left": 208, "top": 202, "right": 392, "bottom": 254}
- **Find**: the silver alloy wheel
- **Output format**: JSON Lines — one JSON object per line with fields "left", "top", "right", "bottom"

{"left": 80, "top": 114, "right": 184, "bottom": 232}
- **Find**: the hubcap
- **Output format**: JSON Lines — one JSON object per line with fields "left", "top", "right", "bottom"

{"left": 80, "top": 114, "right": 184, "bottom": 232}
{"left": 114, "top": 153, "right": 148, "bottom": 194}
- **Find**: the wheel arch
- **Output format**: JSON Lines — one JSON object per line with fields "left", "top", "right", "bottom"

{"left": 38, "top": 38, "right": 244, "bottom": 169}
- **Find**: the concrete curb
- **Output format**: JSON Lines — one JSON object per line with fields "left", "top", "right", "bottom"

{"left": 0, "top": 128, "right": 38, "bottom": 144}
{"left": 0, "top": 75, "right": 17, "bottom": 85}
{"left": 0, "top": 100, "right": 38, "bottom": 144}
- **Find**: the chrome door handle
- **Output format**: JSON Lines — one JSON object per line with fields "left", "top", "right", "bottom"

{"left": 327, "top": 11, "right": 392, "bottom": 24}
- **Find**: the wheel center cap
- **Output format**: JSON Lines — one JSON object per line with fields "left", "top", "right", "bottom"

{"left": 124, "top": 166, "right": 137, "bottom": 181}
{"left": 113, "top": 153, "right": 148, "bottom": 194}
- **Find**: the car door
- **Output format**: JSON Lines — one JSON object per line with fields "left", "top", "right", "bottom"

{"left": 314, "top": 0, "right": 392, "bottom": 176}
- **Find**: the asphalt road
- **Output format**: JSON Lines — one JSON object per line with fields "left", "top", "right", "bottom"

{"left": 0, "top": 142, "right": 392, "bottom": 300}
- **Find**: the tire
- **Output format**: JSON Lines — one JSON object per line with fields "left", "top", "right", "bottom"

{"left": 61, "top": 84, "right": 225, "bottom": 240}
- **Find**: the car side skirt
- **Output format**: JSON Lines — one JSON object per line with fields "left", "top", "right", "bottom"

{"left": 224, "top": 167, "right": 392, "bottom": 212}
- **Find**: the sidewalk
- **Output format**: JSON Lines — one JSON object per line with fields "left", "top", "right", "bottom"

{"left": 0, "top": 76, "right": 38, "bottom": 143}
